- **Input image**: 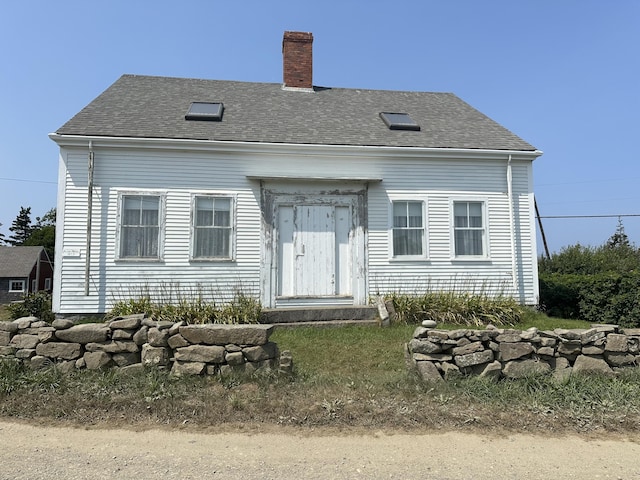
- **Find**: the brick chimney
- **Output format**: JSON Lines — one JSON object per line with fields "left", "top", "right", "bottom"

{"left": 282, "top": 31, "right": 313, "bottom": 89}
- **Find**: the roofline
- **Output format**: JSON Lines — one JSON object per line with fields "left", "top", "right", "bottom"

{"left": 49, "top": 133, "right": 543, "bottom": 161}
{"left": 0, "top": 245, "right": 51, "bottom": 277}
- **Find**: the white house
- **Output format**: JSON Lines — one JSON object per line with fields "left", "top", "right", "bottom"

{"left": 50, "top": 31, "right": 542, "bottom": 316}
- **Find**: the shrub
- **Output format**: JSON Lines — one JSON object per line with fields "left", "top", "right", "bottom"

{"left": 578, "top": 272, "right": 640, "bottom": 328}
{"left": 539, "top": 242, "right": 640, "bottom": 276}
{"left": 538, "top": 236, "right": 640, "bottom": 326}
{"left": 538, "top": 273, "right": 583, "bottom": 319}
{"left": 7, "top": 291, "right": 54, "bottom": 323}
{"left": 386, "top": 291, "right": 522, "bottom": 326}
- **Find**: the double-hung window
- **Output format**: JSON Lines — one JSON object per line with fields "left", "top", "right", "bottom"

{"left": 392, "top": 201, "right": 425, "bottom": 257}
{"left": 9, "top": 279, "right": 26, "bottom": 293}
{"left": 119, "top": 194, "right": 162, "bottom": 259}
{"left": 453, "top": 201, "right": 486, "bottom": 257}
{"left": 193, "top": 196, "right": 233, "bottom": 259}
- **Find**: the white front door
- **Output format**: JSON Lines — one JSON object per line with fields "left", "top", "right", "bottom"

{"left": 277, "top": 204, "right": 352, "bottom": 301}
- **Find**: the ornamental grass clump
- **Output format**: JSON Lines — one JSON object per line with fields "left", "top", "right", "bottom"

{"left": 386, "top": 290, "right": 522, "bottom": 326}
{"left": 107, "top": 282, "right": 261, "bottom": 324}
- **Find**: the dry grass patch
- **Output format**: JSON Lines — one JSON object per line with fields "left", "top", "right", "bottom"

{"left": 0, "top": 304, "right": 11, "bottom": 321}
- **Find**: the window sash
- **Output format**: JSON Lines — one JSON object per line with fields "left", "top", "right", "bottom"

{"left": 193, "top": 196, "right": 233, "bottom": 258}
{"left": 392, "top": 201, "right": 424, "bottom": 256}
{"left": 454, "top": 201, "right": 485, "bottom": 256}
{"left": 9, "top": 280, "right": 25, "bottom": 292}
{"left": 120, "top": 195, "right": 161, "bottom": 258}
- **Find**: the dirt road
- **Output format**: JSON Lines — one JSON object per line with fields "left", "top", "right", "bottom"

{"left": 2, "top": 420, "right": 640, "bottom": 479}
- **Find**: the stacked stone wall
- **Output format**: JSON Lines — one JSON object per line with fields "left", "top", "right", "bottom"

{"left": 0, "top": 314, "right": 289, "bottom": 376}
{"left": 408, "top": 323, "right": 640, "bottom": 381}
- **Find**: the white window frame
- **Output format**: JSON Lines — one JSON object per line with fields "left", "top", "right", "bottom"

{"left": 450, "top": 198, "right": 490, "bottom": 260}
{"left": 190, "top": 193, "right": 236, "bottom": 261}
{"left": 115, "top": 191, "right": 166, "bottom": 261}
{"left": 9, "top": 279, "right": 26, "bottom": 293}
{"left": 44, "top": 277, "right": 52, "bottom": 290}
{"left": 389, "top": 198, "right": 428, "bottom": 260}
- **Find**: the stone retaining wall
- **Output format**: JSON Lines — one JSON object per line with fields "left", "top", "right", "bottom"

{"left": 408, "top": 323, "right": 640, "bottom": 382}
{"left": 0, "top": 315, "right": 291, "bottom": 376}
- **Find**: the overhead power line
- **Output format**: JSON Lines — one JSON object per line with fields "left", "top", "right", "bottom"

{"left": 537, "top": 214, "right": 640, "bottom": 219}
{"left": 0, "top": 177, "right": 56, "bottom": 185}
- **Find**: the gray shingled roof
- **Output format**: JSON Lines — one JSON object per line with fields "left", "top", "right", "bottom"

{"left": 0, "top": 246, "right": 44, "bottom": 278}
{"left": 56, "top": 74, "right": 536, "bottom": 151}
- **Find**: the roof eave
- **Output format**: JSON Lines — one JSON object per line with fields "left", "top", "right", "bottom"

{"left": 49, "top": 133, "right": 542, "bottom": 161}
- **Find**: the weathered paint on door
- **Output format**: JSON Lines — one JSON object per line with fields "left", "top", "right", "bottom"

{"left": 277, "top": 204, "right": 351, "bottom": 298}
{"left": 261, "top": 187, "right": 367, "bottom": 308}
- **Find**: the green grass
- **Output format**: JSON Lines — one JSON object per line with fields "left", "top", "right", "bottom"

{"left": 514, "top": 308, "right": 591, "bottom": 330}
{"left": 270, "top": 313, "right": 592, "bottom": 389}
{"left": 1, "top": 313, "right": 638, "bottom": 434}
{"left": 272, "top": 324, "right": 414, "bottom": 387}
{"left": 0, "top": 304, "right": 10, "bottom": 321}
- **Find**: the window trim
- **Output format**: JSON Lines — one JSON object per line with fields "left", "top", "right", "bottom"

{"left": 9, "top": 279, "right": 26, "bottom": 293}
{"left": 389, "top": 198, "right": 428, "bottom": 260}
{"left": 190, "top": 193, "right": 237, "bottom": 262}
{"left": 44, "top": 277, "right": 52, "bottom": 291}
{"left": 115, "top": 191, "right": 166, "bottom": 262}
{"left": 450, "top": 198, "right": 490, "bottom": 260}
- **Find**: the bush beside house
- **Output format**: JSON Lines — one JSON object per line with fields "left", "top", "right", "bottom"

{"left": 538, "top": 227, "right": 640, "bottom": 328}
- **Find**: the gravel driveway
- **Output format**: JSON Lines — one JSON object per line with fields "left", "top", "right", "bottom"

{"left": 2, "top": 420, "right": 640, "bottom": 479}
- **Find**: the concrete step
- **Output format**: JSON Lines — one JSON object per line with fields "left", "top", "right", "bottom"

{"left": 270, "top": 319, "right": 380, "bottom": 329}
{"left": 259, "top": 305, "right": 380, "bottom": 325}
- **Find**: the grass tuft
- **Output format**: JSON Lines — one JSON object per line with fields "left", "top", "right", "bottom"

{"left": 107, "top": 283, "right": 261, "bottom": 324}
{"left": 386, "top": 291, "right": 523, "bottom": 326}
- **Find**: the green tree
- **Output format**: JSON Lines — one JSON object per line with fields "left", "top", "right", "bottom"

{"left": 7, "top": 206, "right": 34, "bottom": 246}
{"left": 606, "top": 217, "right": 631, "bottom": 249}
{"left": 35, "top": 208, "right": 56, "bottom": 227}
{"left": 23, "top": 208, "right": 56, "bottom": 259}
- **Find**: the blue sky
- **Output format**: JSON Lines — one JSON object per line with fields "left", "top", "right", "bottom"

{"left": 1, "top": 1, "right": 638, "bottom": 254}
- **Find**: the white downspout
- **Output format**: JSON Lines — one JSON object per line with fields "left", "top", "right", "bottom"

{"left": 84, "top": 141, "right": 94, "bottom": 296}
{"left": 507, "top": 155, "right": 517, "bottom": 290}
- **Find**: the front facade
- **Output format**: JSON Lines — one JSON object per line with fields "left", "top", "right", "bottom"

{"left": 50, "top": 32, "right": 541, "bottom": 315}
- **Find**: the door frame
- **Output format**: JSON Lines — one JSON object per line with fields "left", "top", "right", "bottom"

{"left": 260, "top": 182, "right": 368, "bottom": 308}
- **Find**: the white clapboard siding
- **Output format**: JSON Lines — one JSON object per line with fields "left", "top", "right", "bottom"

{"left": 366, "top": 157, "right": 537, "bottom": 304}
{"left": 55, "top": 145, "right": 538, "bottom": 313}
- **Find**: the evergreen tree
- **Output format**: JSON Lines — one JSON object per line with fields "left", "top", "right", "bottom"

{"left": 7, "top": 206, "right": 34, "bottom": 246}
{"left": 0, "top": 222, "right": 5, "bottom": 245}
{"left": 606, "top": 217, "right": 631, "bottom": 249}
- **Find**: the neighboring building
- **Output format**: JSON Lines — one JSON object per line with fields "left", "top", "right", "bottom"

{"left": 49, "top": 31, "right": 542, "bottom": 316}
{"left": 0, "top": 246, "right": 54, "bottom": 304}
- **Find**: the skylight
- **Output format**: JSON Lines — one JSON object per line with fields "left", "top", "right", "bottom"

{"left": 186, "top": 102, "right": 224, "bottom": 121}
{"left": 379, "top": 112, "right": 420, "bottom": 131}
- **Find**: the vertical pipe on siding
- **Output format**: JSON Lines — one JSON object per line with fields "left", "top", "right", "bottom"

{"left": 507, "top": 155, "right": 517, "bottom": 290}
{"left": 84, "top": 142, "right": 94, "bottom": 296}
